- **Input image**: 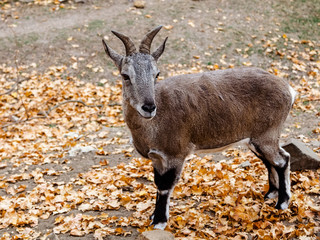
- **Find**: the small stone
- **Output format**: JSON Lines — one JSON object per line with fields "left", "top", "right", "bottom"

{"left": 133, "top": 0, "right": 145, "bottom": 8}
{"left": 68, "top": 145, "right": 96, "bottom": 157}
{"left": 64, "top": 132, "right": 80, "bottom": 138}
{"left": 282, "top": 138, "right": 320, "bottom": 171}
{"left": 136, "top": 230, "right": 174, "bottom": 240}
{"left": 238, "top": 161, "right": 251, "bottom": 169}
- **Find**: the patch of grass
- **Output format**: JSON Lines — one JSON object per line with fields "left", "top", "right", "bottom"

{"left": 88, "top": 20, "right": 105, "bottom": 31}
{"left": 23, "top": 33, "right": 39, "bottom": 45}
{"left": 165, "top": 7, "right": 181, "bottom": 17}
{"left": 278, "top": 0, "right": 320, "bottom": 40}
{"left": 282, "top": 16, "right": 320, "bottom": 39}
{"left": 292, "top": 109, "right": 302, "bottom": 116}
{"left": 226, "top": 26, "right": 247, "bottom": 44}
{"left": 52, "top": 28, "right": 69, "bottom": 43}
{"left": 100, "top": 52, "right": 117, "bottom": 69}
{"left": 126, "top": 19, "right": 134, "bottom": 26}
{"left": 171, "top": 38, "right": 187, "bottom": 52}
{"left": 257, "top": 48, "right": 264, "bottom": 55}
{"left": 12, "top": 32, "right": 40, "bottom": 47}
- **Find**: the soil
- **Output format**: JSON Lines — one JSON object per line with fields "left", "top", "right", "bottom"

{"left": 0, "top": 0, "right": 319, "bottom": 239}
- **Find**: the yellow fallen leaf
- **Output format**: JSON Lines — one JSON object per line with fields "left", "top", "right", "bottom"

{"left": 164, "top": 25, "right": 173, "bottom": 30}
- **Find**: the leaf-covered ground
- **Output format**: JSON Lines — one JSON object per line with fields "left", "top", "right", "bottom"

{"left": 0, "top": 0, "right": 319, "bottom": 239}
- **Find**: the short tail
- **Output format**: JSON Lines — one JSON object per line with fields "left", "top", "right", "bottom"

{"left": 288, "top": 86, "right": 296, "bottom": 106}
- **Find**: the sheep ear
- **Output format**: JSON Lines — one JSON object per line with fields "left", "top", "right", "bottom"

{"left": 152, "top": 37, "right": 168, "bottom": 61}
{"left": 102, "top": 39, "right": 123, "bottom": 69}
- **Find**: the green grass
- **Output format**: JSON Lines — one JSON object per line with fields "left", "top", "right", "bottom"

{"left": 23, "top": 33, "right": 39, "bottom": 45}
{"left": 282, "top": 16, "right": 320, "bottom": 39}
{"left": 88, "top": 20, "right": 105, "bottom": 31}
{"left": 52, "top": 28, "right": 69, "bottom": 43}
{"left": 126, "top": 20, "right": 134, "bottom": 26}
{"left": 8, "top": 32, "right": 40, "bottom": 47}
{"left": 278, "top": 0, "right": 320, "bottom": 39}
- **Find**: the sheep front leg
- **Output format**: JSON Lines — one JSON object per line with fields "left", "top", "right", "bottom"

{"left": 148, "top": 150, "right": 184, "bottom": 229}
{"left": 151, "top": 167, "right": 178, "bottom": 230}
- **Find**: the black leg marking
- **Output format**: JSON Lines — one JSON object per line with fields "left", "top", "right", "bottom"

{"left": 154, "top": 168, "right": 176, "bottom": 191}
{"left": 275, "top": 152, "right": 290, "bottom": 209}
{"left": 275, "top": 166, "right": 287, "bottom": 209}
{"left": 152, "top": 192, "right": 169, "bottom": 225}
{"left": 151, "top": 167, "right": 178, "bottom": 227}
{"left": 250, "top": 141, "right": 291, "bottom": 209}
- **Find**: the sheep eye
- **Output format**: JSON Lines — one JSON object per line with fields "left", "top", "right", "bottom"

{"left": 121, "top": 74, "right": 130, "bottom": 81}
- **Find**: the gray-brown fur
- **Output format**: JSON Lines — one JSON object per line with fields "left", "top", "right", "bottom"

{"left": 127, "top": 68, "right": 292, "bottom": 159}
{"left": 102, "top": 26, "right": 295, "bottom": 230}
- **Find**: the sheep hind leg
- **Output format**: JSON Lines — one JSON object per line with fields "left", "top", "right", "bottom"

{"left": 249, "top": 141, "right": 291, "bottom": 209}
{"left": 248, "top": 142, "right": 279, "bottom": 199}
{"left": 274, "top": 147, "right": 291, "bottom": 209}
{"left": 263, "top": 163, "right": 280, "bottom": 200}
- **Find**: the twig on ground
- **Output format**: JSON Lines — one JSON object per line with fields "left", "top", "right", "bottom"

{"left": 44, "top": 100, "right": 103, "bottom": 115}
{"left": 108, "top": 102, "right": 122, "bottom": 107}
{"left": 0, "top": 84, "right": 17, "bottom": 96}
{"left": 0, "top": 78, "right": 29, "bottom": 96}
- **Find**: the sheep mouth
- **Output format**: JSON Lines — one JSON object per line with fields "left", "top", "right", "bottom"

{"left": 137, "top": 106, "right": 157, "bottom": 119}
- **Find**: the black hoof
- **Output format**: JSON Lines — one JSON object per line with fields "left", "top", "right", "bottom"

{"left": 275, "top": 200, "right": 289, "bottom": 210}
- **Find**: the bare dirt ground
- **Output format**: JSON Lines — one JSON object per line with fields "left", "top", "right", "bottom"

{"left": 0, "top": 0, "right": 319, "bottom": 239}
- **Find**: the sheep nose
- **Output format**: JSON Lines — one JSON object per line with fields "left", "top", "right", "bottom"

{"left": 142, "top": 103, "right": 156, "bottom": 113}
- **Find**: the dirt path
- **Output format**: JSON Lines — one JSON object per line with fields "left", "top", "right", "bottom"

{"left": 0, "top": 1, "right": 126, "bottom": 38}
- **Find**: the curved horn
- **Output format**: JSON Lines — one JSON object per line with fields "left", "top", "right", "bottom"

{"left": 111, "top": 31, "right": 136, "bottom": 56}
{"left": 139, "top": 26, "right": 163, "bottom": 54}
